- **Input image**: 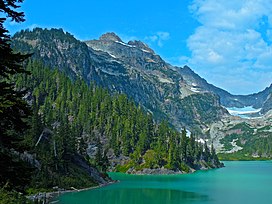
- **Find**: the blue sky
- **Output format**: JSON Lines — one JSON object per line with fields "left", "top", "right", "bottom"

{"left": 6, "top": 0, "right": 272, "bottom": 94}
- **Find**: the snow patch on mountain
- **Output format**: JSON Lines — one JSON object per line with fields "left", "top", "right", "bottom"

{"left": 115, "top": 41, "right": 135, "bottom": 48}
{"left": 157, "top": 76, "right": 174, "bottom": 84}
{"left": 226, "top": 106, "right": 261, "bottom": 118}
{"left": 190, "top": 87, "right": 200, "bottom": 93}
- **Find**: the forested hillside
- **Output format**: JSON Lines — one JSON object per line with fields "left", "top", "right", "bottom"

{"left": 1, "top": 58, "right": 223, "bottom": 202}
{"left": 15, "top": 61, "right": 222, "bottom": 176}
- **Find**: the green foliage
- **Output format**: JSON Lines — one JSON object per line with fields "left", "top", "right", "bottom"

{"left": 0, "top": 187, "right": 32, "bottom": 204}
{"left": 25, "top": 188, "right": 50, "bottom": 195}
{"left": 180, "top": 128, "right": 188, "bottom": 162}
{"left": 180, "top": 162, "right": 190, "bottom": 173}
{"left": 0, "top": 152, "right": 34, "bottom": 192}
{"left": 143, "top": 150, "right": 158, "bottom": 169}
{"left": 18, "top": 60, "right": 222, "bottom": 175}
{"left": 115, "top": 162, "right": 134, "bottom": 173}
{"left": 0, "top": 0, "right": 34, "bottom": 195}
{"left": 218, "top": 153, "right": 270, "bottom": 161}
{"left": 220, "top": 122, "right": 272, "bottom": 160}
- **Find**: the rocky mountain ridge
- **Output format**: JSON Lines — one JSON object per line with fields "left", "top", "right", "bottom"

{"left": 13, "top": 28, "right": 272, "bottom": 116}
{"left": 13, "top": 28, "right": 228, "bottom": 134}
{"left": 86, "top": 32, "right": 272, "bottom": 115}
{"left": 178, "top": 66, "right": 272, "bottom": 114}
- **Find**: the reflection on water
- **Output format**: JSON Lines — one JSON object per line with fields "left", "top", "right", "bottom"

{"left": 58, "top": 161, "right": 272, "bottom": 204}
{"left": 59, "top": 187, "right": 209, "bottom": 204}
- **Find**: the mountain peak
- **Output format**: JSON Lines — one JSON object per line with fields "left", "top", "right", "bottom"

{"left": 181, "top": 65, "right": 195, "bottom": 73}
{"left": 99, "top": 32, "right": 123, "bottom": 42}
{"left": 128, "top": 40, "right": 154, "bottom": 53}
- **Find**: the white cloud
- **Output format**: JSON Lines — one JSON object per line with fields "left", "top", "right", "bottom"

{"left": 186, "top": 0, "right": 272, "bottom": 94}
{"left": 145, "top": 31, "right": 170, "bottom": 47}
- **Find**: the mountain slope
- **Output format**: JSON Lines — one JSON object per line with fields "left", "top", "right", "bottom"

{"left": 13, "top": 28, "right": 99, "bottom": 82}
{"left": 12, "top": 28, "right": 227, "bottom": 134}
{"left": 261, "top": 93, "right": 272, "bottom": 114}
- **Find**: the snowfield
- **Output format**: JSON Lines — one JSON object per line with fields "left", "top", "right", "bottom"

{"left": 226, "top": 106, "right": 261, "bottom": 118}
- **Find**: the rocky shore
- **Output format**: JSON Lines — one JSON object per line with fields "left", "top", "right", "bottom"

{"left": 124, "top": 161, "right": 224, "bottom": 175}
{"left": 126, "top": 167, "right": 186, "bottom": 175}
{"left": 27, "top": 181, "right": 118, "bottom": 204}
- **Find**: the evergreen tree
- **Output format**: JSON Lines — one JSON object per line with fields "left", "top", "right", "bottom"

{"left": 101, "top": 149, "right": 110, "bottom": 172}
{"left": 203, "top": 141, "right": 211, "bottom": 162}
{"left": 187, "top": 134, "right": 196, "bottom": 166}
{"left": 0, "top": 0, "right": 31, "bottom": 145}
{"left": 0, "top": 0, "right": 32, "bottom": 191}
{"left": 180, "top": 128, "right": 188, "bottom": 162}
{"left": 95, "top": 139, "right": 103, "bottom": 168}
{"left": 211, "top": 142, "right": 220, "bottom": 166}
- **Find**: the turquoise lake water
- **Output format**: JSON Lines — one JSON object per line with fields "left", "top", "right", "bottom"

{"left": 57, "top": 161, "right": 272, "bottom": 204}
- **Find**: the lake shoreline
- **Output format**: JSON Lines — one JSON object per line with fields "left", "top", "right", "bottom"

{"left": 56, "top": 161, "right": 272, "bottom": 204}
{"left": 27, "top": 180, "right": 119, "bottom": 204}
{"left": 33, "top": 163, "right": 225, "bottom": 203}
{"left": 124, "top": 160, "right": 224, "bottom": 175}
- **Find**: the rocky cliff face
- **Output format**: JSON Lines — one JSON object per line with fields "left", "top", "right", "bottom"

{"left": 85, "top": 32, "right": 228, "bottom": 132}
{"left": 261, "top": 93, "right": 272, "bottom": 114}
